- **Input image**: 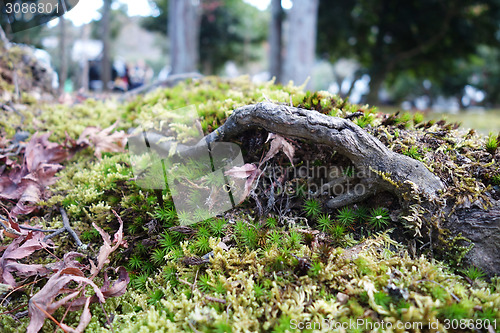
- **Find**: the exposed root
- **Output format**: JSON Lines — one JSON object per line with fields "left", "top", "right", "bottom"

{"left": 143, "top": 102, "right": 445, "bottom": 207}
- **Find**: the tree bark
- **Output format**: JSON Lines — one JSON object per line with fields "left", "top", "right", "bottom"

{"left": 268, "top": 0, "right": 283, "bottom": 83}
{"left": 444, "top": 201, "right": 500, "bottom": 276}
{"left": 101, "top": 0, "right": 112, "bottom": 91}
{"left": 145, "top": 102, "right": 444, "bottom": 205}
{"left": 169, "top": 0, "right": 201, "bottom": 74}
{"left": 282, "top": 0, "right": 319, "bottom": 88}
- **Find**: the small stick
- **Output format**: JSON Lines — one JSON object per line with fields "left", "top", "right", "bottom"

{"left": 43, "top": 208, "right": 85, "bottom": 249}
{"left": 204, "top": 295, "right": 226, "bottom": 304}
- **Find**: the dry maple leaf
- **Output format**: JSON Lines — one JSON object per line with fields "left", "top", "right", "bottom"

{"left": 59, "top": 297, "right": 92, "bottom": 333}
{"left": 27, "top": 268, "right": 105, "bottom": 333}
{"left": 0, "top": 231, "right": 52, "bottom": 287}
{"left": 76, "top": 122, "right": 128, "bottom": 159}
{"left": 261, "top": 133, "right": 295, "bottom": 166}
{"left": 224, "top": 163, "right": 262, "bottom": 199}
{"left": 90, "top": 210, "right": 124, "bottom": 278}
{"left": 66, "top": 266, "right": 130, "bottom": 311}
{"left": 25, "top": 213, "right": 129, "bottom": 333}
{"left": 0, "top": 133, "right": 67, "bottom": 216}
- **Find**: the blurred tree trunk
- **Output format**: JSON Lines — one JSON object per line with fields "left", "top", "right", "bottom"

{"left": 365, "top": 69, "right": 385, "bottom": 105}
{"left": 101, "top": 0, "right": 112, "bottom": 91}
{"left": 169, "top": 0, "right": 201, "bottom": 74}
{"left": 283, "top": 0, "right": 319, "bottom": 88}
{"left": 58, "top": 17, "right": 68, "bottom": 95}
{"left": 269, "top": 0, "right": 282, "bottom": 83}
{"left": 0, "top": 25, "right": 9, "bottom": 47}
{"left": 80, "top": 25, "right": 91, "bottom": 91}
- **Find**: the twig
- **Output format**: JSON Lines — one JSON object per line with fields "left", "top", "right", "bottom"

{"left": 416, "top": 279, "right": 460, "bottom": 302}
{"left": 177, "top": 277, "right": 194, "bottom": 288}
{"left": 0, "top": 215, "right": 22, "bottom": 236}
{"left": 43, "top": 208, "right": 85, "bottom": 249}
{"left": 192, "top": 269, "right": 199, "bottom": 295}
{"left": 18, "top": 225, "right": 59, "bottom": 233}
{"left": 100, "top": 303, "right": 116, "bottom": 333}
{"left": 0, "top": 279, "right": 38, "bottom": 307}
{"left": 32, "top": 301, "right": 68, "bottom": 333}
{"left": 204, "top": 295, "right": 226, "bottom": 304}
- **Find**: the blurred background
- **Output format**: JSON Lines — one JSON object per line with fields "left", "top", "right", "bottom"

{"left": 2, "top": 0, "right": 500, "bottom": 132}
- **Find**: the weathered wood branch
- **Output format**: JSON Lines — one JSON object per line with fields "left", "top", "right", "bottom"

{"left": 208, "top": 102, "right": 444, "bottom": 205}
{"left": 144, "top": 102, "right": 444, "bottom": 207}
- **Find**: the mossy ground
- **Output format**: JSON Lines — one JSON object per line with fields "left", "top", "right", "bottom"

{"left": 0, "top": 77, "right": 499, "bottom": 332}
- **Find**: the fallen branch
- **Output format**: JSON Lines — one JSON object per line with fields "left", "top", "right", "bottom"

{"left": 143, "top": 102, "right": 445, "bottom": 208}
{"left": 43, "top": 208, "right": 85, "bottom": 249}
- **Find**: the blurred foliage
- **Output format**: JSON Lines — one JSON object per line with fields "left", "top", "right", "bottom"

{"left": 143, "top": 0, "right": 267, "bottom": 74}
{"left": 317, "top": 0, "right": 500, "bottom": 104}
{"left": 90, "top": 1, "right": 129, "bottom": 41}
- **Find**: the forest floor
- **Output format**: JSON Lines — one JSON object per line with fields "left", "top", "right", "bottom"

{"left": 0, "top": 77, "right": 499, "bottom": 333}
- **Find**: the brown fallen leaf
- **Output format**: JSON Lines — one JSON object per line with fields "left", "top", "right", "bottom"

{"left": 90, "top": 210, "right": 124, "bottom": 278}
{"left": 0, "top": 132, "right": 67, "bottom": 217}
{"left": 261, "top": 133, "right": 295, "bottom": 166}
{"left": 67, "top": 266, "right": 130, "bottom": 311}
{"left": 0, "top": 231, "right": 53, "bottom": 287}
{"left": 59, "top": 297, "right": 92, "bottom": 333}
{"left": 76, "top": 122, "right": 128, "bottom": 159}
{"left": 27, "top": 269, "right": 105, "bottom": 333}
{"left": 224, "top": 163, "right": 262, "bottom": 199}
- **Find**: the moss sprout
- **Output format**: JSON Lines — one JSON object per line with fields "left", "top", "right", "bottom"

{"left": 303, "top": 198, "right": 322, "bottom": 219}
{"left": 266, "top": 216, "right": 278, "bottom": 228}
{"left": 330, "top": 224, "right": 346, "bottom": 240}
{"left": 209, "top": 218, "right": 226, "bottom": 237}
{"left": 266, "top": 230, "right": 282, "bottom": 248}
{"left": 403, "top": 146, "right": 423, "bottom": 161}
{"left": 463, "top": 266, "right": 486, "bottom": 281}
{"left": 316, "top": 214, "right": 333, "bottom": 232}
{"left": 336, "top": 206, "right": 356, "bottom": 227}
{"left": 192, "top": 236, "right": 211, "bottom": 255}
{"left": 413, "top": 112, "right": 424, "bottom": 124}
{"left": 368, "top": 207, "right": 391, "bottom": 229}
{"left": 355, "top": 206, "right": 370, "bottom": 223}
{"left": 486, "top": 132, "right": 499, "bottom": 154}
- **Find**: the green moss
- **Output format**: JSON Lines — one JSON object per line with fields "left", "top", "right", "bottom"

{"left": 336, "top": 206, "right": 356, "bottom": 227}
{"left": 4, "top": 77, "right": 500, "bottom": 332}
{"left": 485, "top": 132, "right": 499, "bottom": 154}
{"left": 303, "top": 198, "right": 322, "bottom": 219}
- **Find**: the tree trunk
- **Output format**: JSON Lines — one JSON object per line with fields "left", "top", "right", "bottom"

{"left": 0, "top": 25, "right": 9, "bottom": 48}
{"left": 58, "top": 17, "right": 68, "bottom": 95}
{"left": 365, "top": 69, "right": 386, "bottom": 105}
{"left": 345, "top": 71, "right": 362, "bottom": 99}
{"left": 168, "top": 0, "right": 201, "bottom": 74}
{"left": 79, "top": 25, "right": 91, "bottom": 92}
{"left": 268, "top": 0, "right": 283, "bottom": 83}
{"left": 101, "top": 0, "right": 112, "bottom": 91}
{"left": 282, "top": 0, "right": 319, "bottom": 88}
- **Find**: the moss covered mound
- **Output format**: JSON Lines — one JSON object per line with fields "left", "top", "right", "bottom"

{"left": 0, "top": 77, "right": 499, "bottom": 332}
